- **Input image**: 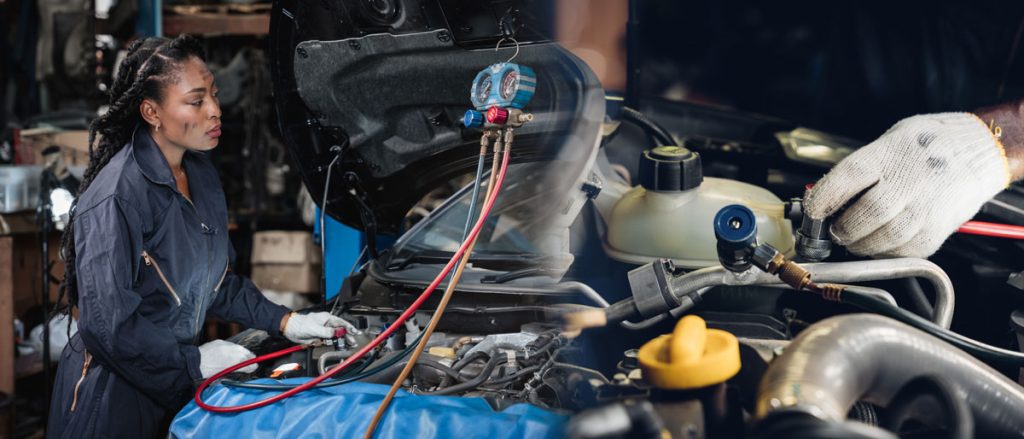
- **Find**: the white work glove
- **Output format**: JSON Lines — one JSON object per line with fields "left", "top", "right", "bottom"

{"left": 805, "top": 113, "right": 1010, "bottom": 258}
{"left": 282, "top": 311, "right": 360, "bottom": 345}
{"left": 198, "top": 339, "right": 257, "bottom": 378}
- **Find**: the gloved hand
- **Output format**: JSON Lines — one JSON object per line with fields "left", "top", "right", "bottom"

{"left": 198, "top": 339, "right": 257, "bottom": 378}
{"left": 281, "top": 311, "right": 360, "bottom": 345}
{"left": 805, "top": 113, "right": 1010, "bottom": 258}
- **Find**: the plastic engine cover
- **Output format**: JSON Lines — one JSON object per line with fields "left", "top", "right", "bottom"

{"left": 171, "top": 380, "right": 567, "bottom": 438}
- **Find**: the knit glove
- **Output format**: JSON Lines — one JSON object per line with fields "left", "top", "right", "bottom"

{"left": 282, "top": 311, "right": 360, "bottom": 345}
{"left": 804, "top": 113, "right": 1010, "bottom": 258}
{"left": 198, "top": 339, "right": 257, "bottom": 378}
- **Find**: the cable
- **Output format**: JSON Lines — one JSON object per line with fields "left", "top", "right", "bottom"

{"left": 399, "top": 132, "right": 489, "bottom": 387}
{"left": 621, "top": 106, "right": 674, "bottom": 146}
{"left": 194, "top": 134, "right": 515, "bottom": 412}
{"left": 319, "top": 153, "right": 341, "bottom": 306}
{"left": 957, "top": 221, "right": 1024, "bottom": 240}
{"left": 364, "top": 131, "right": 509, "bottom": 438}
{"left": 460, "top": 139, "right": 489, "bottom": 253}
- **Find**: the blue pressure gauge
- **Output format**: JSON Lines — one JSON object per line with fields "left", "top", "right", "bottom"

{"left": 469, "top": 63, "right": 537, "bottom": 111}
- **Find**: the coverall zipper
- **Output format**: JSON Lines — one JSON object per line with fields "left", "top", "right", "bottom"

{"left": 214, "top": 262, "right": 228, "bottom": 292}
{"left": 70, "top": 352, "right": 92, "bottom": 412}
{"left": 182, "top": 195, "right": 216, "bottom": 338}
{"left": 142, "top": 251, "right": 181, "bottom": 306}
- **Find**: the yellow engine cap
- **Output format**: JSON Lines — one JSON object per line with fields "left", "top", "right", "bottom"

{"left": 637, "top": 315, "right": 741, "bottom": 389}
{"left": 428, "top": 346, "right": 457, "bottom": 359}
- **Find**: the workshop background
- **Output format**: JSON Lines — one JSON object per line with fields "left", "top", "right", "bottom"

{"left": 0, "top": 1, "right": 345, "bottom": 437}
{"left": 2, "top": 0, "right": 1024, "bottom": 438}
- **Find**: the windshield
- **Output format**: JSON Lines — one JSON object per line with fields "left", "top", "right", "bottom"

{"left": 383, "top": 161, "right": 563, "bottom": 270}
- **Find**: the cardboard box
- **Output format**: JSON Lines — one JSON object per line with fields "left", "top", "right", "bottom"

{"left": 251, "top": 231, "right": 321, "bottom": 265}
{"left": 17, "top": 128, "right": 90, "bottom": 167}
{"left": 260, "top": 289, "right": 315, "bottom": 310}
{"left": 251, "top": 263, "right": 319, "bottom": 293}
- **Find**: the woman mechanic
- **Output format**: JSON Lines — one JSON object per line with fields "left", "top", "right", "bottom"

{"left": 46, "top": 35, "right": 355, "bottom": 438}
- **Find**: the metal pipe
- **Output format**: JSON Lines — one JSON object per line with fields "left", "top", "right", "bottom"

{"left": 318, "top": 351, "right": 347, "bottom": 375}
{"left": 756, "top": 314, "right": 1024, "bottom": 438}
{"left": 616, "top": 284, "right": 897, "bottom": 331}
{"left": 556, "top": 281, "right": 611, "bottom": 307}
{"left": 667, "top": 258, "right": 954, "bottom": 328}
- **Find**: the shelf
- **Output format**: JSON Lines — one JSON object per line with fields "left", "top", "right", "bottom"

{"left": 162, "top": 3, "right": 270, "bottom": 37}
{"left": 163, "top": 13, "right": 269, "bottom": 36}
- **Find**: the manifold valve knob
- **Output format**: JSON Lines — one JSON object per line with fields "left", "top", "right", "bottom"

{"left": 486, "top": 106, "right": 510, "bottom": 125}
{"left": 463, "top": 109, "right": 485, "bottom": 128}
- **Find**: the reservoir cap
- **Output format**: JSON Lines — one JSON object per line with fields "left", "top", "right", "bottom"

{"left": 638, "top": 145, "right": 703, "bottom": 192}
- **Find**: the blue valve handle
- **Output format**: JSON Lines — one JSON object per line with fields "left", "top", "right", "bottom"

{"left": 463, "top": 109, "right": 484, "bottom": 128}
{"left": 714, "top": 204, "right": 758, "bottom": 246}
{"left": 714, "top": 204, "right": 759, "bottom": 272}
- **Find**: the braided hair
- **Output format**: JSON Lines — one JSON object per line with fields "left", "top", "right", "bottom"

{"left": 56, "top": 34, "right": 206, "bottom": 314}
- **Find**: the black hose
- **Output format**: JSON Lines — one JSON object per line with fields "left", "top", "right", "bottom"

{"left": 222, "top": 332, "right": 425, "bottom": 391}
{"left": 603, "top": 299, "right": 642, "bottom": 323}
{"left": 752, "top": 412, "right": 898, "bottom": 439}
{"left": 842, "top": 288, "right": 1024, "bottom": 367}
{"left": 426, "top": 353, "right": 503, "bottom": 396}
{"left": 438, "top": 350, "right": 492, "bottom": 388}
{"left": 881, "top": 375, "right": 973, "bottom": 439}
{"left": 453, "top": 350, "right": 489, "bottom": 370}
{"left": 621, "top": 107, "right": 675, "bottom": 146}
{"left": 485, "top": 365, "right": 541, "bottom": 387}
{"left": 415, "top": 358, "right": 469, "bottom": 383}
{"left": 900, "top": 278, "right": 934, "bottom": 320}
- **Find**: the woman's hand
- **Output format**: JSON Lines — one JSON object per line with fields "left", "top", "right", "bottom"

{"left": 198, "top": 339, "right": 258, "bottom": 378}
{"left": 281, "top": 311, "right": 360, "bottom": 345}
{"left": 804, "top": 112, "right": 1011, "bottom": 258}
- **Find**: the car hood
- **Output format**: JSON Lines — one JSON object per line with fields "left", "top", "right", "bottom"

{"left": 269, "top": 0, "right": 604, "bottom": 234}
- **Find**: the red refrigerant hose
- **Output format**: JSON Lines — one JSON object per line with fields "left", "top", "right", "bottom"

{"left": 194, "top": 146, "right": 513, "bottom": 412}
{"left": 957, "top": 221, "right": 1024, "bottom": 240}
{"left": 804, "top": 183, "right": 1024, "bottom": 240}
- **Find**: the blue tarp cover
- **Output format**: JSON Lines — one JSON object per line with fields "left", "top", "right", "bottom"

{"left": 171, "top": 379, "right": 567, "bottom": 438}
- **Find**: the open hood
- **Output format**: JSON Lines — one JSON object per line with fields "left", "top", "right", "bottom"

{"left": 269, "top": 0, "right": 603, "bottom": 235}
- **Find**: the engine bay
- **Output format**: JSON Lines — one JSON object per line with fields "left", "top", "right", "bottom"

{"left": 176, "top": 1, "right": 1024, "bottom": 438}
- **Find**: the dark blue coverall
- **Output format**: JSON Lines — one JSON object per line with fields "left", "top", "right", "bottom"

{"left": 46, "top": 127, "right": 291, "bottom": 438}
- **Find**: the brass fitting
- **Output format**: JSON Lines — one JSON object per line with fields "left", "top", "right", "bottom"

{"left": 506, "top": 109, "right": 533, "bottom": 127}
{"left": 751, "top": 243, "right": 845, "bottom": 300}
{"left": 815, "top": 284, "right": 845, "bottom": 302}
{"left": 752, "top": 244, "right": 812, "bottom": 291}
{"left": 776, "top": 260, "right": 813, "bottom": 291}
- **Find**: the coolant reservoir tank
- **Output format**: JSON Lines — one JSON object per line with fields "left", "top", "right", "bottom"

{"left": 605, "top": 145, "right": 794, "bottom": 268}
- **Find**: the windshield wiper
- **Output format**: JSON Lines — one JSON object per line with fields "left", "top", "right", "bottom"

{"left": 386, "top": 248, "right": 547, "bottom": 271}
{"left": 480, "top": 267, "right": 560, "bottom": 284}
